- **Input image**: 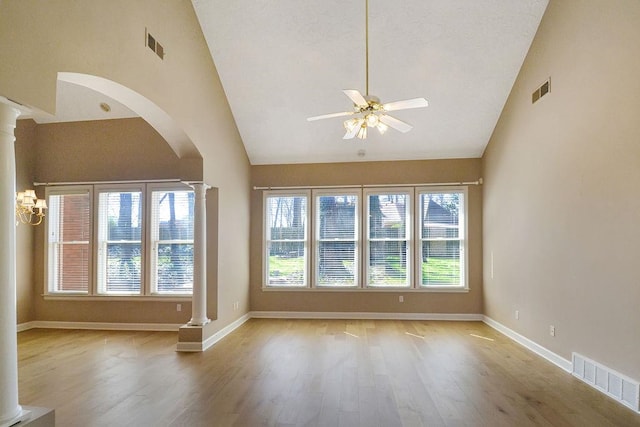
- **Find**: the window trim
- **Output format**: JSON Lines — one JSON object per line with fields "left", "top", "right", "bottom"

{"left": 44, "top": 185, "right": 93, "bottom": 296}
{"left": 262, "top": 190, "right": 311, "bottom": 289}
{"left": 263, "top": 185, "right": 470, "bottom": 293}
{"left": 312, "top": 189, "right": 361, "bottom": 289}
{"left": 363, "top": 187, "right": 413, "bottom": 289}
{"left": 43, "top": 182, "right": 195, "bottom": 300}
{"left": 95, "top": 183, "right": 146, "bottom": 296}
{"left": 147, "top": 182, "right": 195, "bottom": 296}
{"left": 415, "top": 186, "right": 469, "bottom": 291}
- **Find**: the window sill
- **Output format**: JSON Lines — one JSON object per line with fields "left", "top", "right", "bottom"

{"left": 43, "top": 294, "right": 192, "bottom": 302}
{"left": 261, "top": 286, "right": 469, "bottom": 293}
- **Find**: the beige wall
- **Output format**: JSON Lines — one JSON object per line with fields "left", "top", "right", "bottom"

{"left": 251, "top": 159, "right": 483, "bottom": 314}
{"left": 15, "top": 120, "right": 36, "bottom": 324}
{"left": 15, "top": 117, "right": 199, "bottom": 324}
{"left": 482, "top": 0, "right": 640, "bottom": 380}
{"left": 1, "top": 1, "right": 251, "bottom": 337}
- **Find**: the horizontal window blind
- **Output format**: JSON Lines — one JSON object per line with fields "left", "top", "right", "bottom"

{"left": 367, "top": 192, "right": 410, "bottom": 287}
{"left": 48, "top": 192, "right": 91, "bottom": 293}
{"left": 265, "top": 194, "right": 308, "bottom": 287}
{"left": 316, "top": 194, "right": 358, "bottom": 287}
{"left": 419, "top": 192, "right": 464, "bottom": 287}
{"left": 151, "top": 190, "right": 194, "bottom": 294}
{"left": 97, "top": 190, "right": 143, "bottom": 294}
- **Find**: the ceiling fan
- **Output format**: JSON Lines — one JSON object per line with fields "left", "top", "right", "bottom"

{"left": 307, "top": 0, "right": 428, "bottom": 140}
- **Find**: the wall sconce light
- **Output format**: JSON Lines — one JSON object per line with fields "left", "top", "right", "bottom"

{"left": 16, "top": 189, "right": 47, "bottom": 226}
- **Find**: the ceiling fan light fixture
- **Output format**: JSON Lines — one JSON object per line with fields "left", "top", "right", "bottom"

{"left": 356, "top": 123, "right": 367, "bottom": 139}
{"left": 376, "top": 122, "right": 389, "bottom": 135}
{"left": 365, "top": 113, "right": 379, "bottom": 127}
{"left": 306, "top": 0, "right": 428, "bottom": 140}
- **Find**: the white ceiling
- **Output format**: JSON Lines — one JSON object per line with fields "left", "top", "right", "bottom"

{"left": 193, "top": 0, "right": 549, "bottom": 165}
{"left": 22, "top": 1, "right": 549, "bottom": 166}
{"left": 27, "top": 80, "right": 138, "bottom": 124}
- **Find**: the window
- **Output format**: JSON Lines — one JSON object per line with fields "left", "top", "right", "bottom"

{"left": 263, "top": 185, "right": 468, "bottom": 291}
{"left": 96, "top": 187, "right": 143, "bottom": 295}
{"left": 264, "top": 192, "right": 309, "bottom": 287}
{"left": 417, "top": 189, "right": 467, "bottom": 288}
{"left": 365, "top": 189, "right": 411, "bottom": 288}
{"left": 315, "top": 192, "right": 359, "bottom": 287}
{"left": 45, "top": 182, "right": 194, "bottom": 298}
{"left": 150, "top": 188, "right": 194, "bottom": 294}
{"left": 46, "top": 187, "right": 92, "bottom": 293}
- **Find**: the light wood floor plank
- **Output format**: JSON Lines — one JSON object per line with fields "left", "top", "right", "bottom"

{"left": 17, "top": 319, "right": 640, "bottom": 426}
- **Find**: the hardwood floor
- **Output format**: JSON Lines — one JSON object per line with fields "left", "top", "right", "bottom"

{"left": 17, "top": 319, "right": 640, "bottom": 426}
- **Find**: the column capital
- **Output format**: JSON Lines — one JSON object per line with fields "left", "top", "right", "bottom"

{"left": 0, "top": 101, "right": 21, "bottom": 139}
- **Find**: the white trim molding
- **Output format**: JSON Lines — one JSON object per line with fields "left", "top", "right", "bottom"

{"left": 482, "top": 316, "right": 572, "bottom": 372}
{"left": 176, "top": 313, "right": 251, "bottom": 352}
{"left": 18, "top": 321, "right": 182, "bottom": 332}
{"left": 250, "top": 311, "right": 483, "bottom": 321}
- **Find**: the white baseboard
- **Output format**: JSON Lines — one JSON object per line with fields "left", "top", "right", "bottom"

{"left": 19, "top": 320, "right": 182, "bottom": 332}
{"left": 482, "top": 315, "right": 572, "bottom": 372}
{"left": 176, "top": 313, "right": 251, "bottom": 352}
{"left": 249, "top": 311, "right": 483, "bottom": 321}
{"left": 17, "top": 321, "right": 37, "bottom": 332}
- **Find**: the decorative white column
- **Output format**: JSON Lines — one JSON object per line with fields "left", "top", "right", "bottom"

{"left": 0, "top": 101, "right": 29, "bottom": 426}
{"left": 188, "top": 182, "right": 210, "bottom": 326}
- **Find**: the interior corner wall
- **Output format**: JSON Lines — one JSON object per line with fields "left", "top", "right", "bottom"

{"left": 482, "top": 0, "right": 640, "bottom": 380}
{"left": 15, "top": 119, "right": 37, "bottom": 324}
{"left": 250, "top": 159, "right": 483, "bottom": 314}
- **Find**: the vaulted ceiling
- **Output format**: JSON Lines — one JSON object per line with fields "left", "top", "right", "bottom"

{"left": 26, "top": 1, "right": 549, "bottom": 166}
{"left": 192, "top": 0, "right": 549, "bottom": 164}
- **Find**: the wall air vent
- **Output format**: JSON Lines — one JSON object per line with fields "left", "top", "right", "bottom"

{"left": 532, "top": 78, "right": 550, "bottom": 104}
{"left": 145, "top": 28, "right": 164, "bottom": 60}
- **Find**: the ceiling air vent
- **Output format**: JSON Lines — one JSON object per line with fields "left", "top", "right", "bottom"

{"left": 532, "top": 78, "right": 550, "bottom": 104}
{"left": 145, "top": 28, "right": 164, "bottom": 60}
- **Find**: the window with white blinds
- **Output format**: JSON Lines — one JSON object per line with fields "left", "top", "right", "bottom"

{"left": 96, "top": 188, "right": 143, "bottom": 295}
{"left": 45, "top": 183, "right": 195, "bottom": 298}
{"left": 263, "top": 185, "right": 468, "bottom": 291}
{"left": 365, "top": 190, "right": 411, "bottom": 288}
{"left": 150, "top": 189, "right": 194, "bottom": 294}
{"left": 315, "top": 192, "right": 359, "bottom": 287}
{"left": 46, "top": 188, "right": 91, "bottom": 293}
{"left": 264, "top": 193, "right": 309, "bottom": 287}
{"left": 418, "top": 189, "right": 466, "bottom": 288}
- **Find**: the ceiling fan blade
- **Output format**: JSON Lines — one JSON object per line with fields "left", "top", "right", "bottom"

{"left": 307, "top": 111, "right": 355, "bottom": 121}
{"left": 382, "top": 97, "right": 428, "bottom": 112}
{"left": 343, "top": 118, "right": 364, "bottom": 139}
{"left": 343, "top": 89, "right": 368, "bottom": 107}
{"left": 379, "top": 114, "right": 413, "bottom": 133}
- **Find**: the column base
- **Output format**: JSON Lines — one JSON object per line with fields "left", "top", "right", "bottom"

{"left": 187, "top": 318, "right": 211, "bottom": 327}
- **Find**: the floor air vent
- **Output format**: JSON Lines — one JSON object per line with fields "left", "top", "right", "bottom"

{"left": 572, "top": 353, "right": 640, "bottom": 413}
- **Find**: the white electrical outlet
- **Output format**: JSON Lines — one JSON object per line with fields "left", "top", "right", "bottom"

{"left": 399, "top": 296, "right": 404, "bottom": 303}
{"left": 515, "top": 310, "right": 519, "bottom": 320}
{"left": 176, "top": 304, "right": 182, "bottom": 312}
{"left": 550, "top": 325, "right": 555, "bottom": 337}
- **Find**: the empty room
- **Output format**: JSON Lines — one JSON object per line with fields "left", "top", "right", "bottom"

{"left": 1, "top": 0, "right": 639, "bottom": 426}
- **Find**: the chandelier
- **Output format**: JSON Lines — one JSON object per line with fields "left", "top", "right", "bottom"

{"left": 16, "top": 189, "right": 47, "bottom": 226}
